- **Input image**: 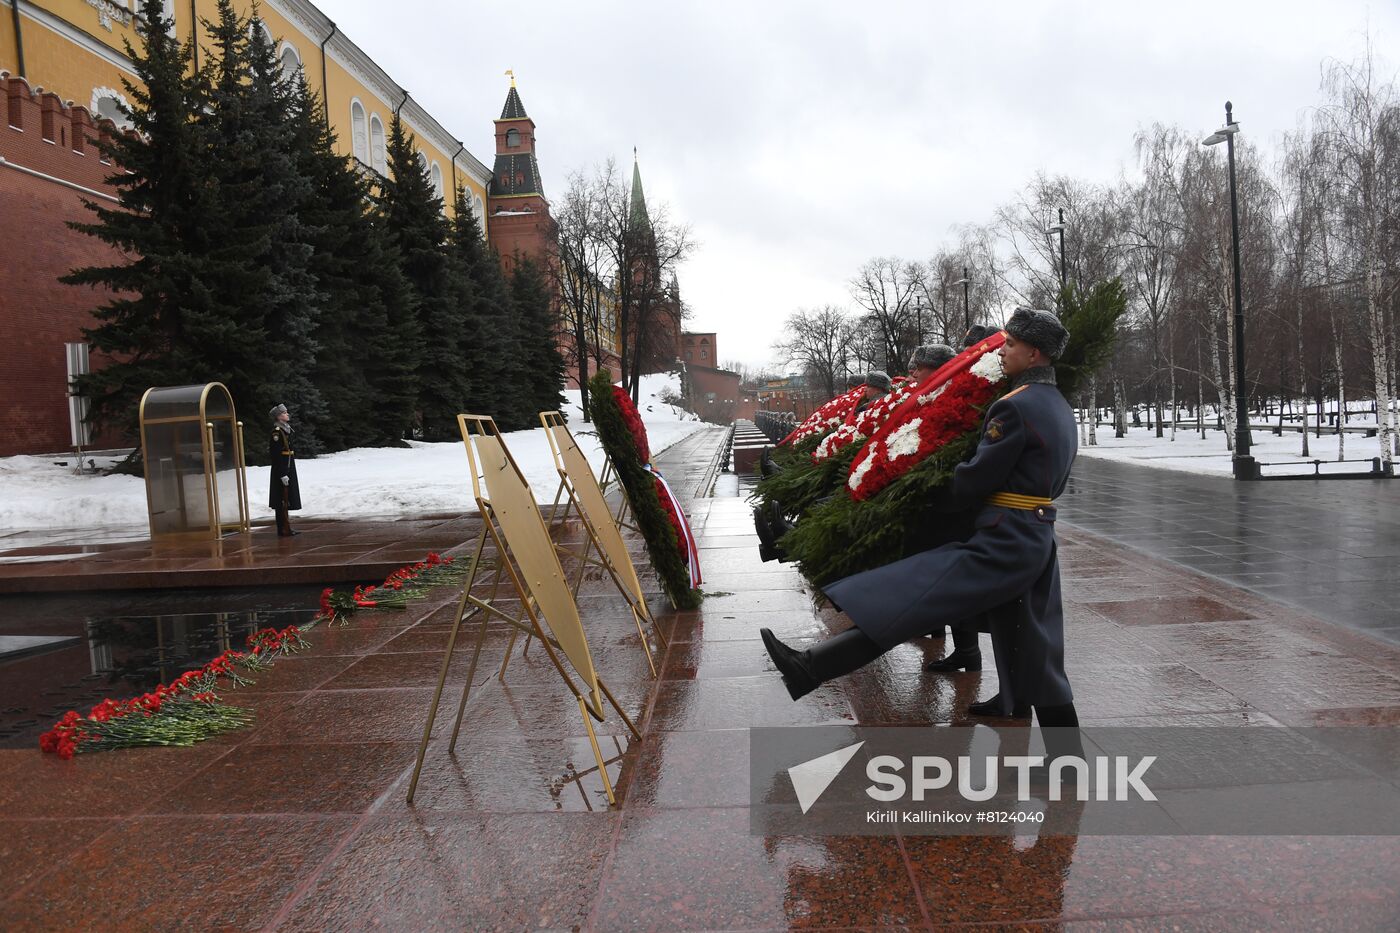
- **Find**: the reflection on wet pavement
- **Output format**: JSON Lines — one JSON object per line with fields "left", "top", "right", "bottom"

{"left": 2, "top": 427, "right": 1399, "bottom": 928}
{"left": 0, "top": 586, "right": 328, "bottom": 748}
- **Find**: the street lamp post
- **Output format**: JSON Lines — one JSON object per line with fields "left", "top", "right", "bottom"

{"left": 1047, "top": 209, "right": 1067, "bottom": 294}
{"left": 1203, "top": 100, "right": 1256, "bottom": 481}
{"left": 953, "top": 268, "right": 971, "bottom": 330}
{"left": 914, "top": 296, "right": 924, "bottom": 348}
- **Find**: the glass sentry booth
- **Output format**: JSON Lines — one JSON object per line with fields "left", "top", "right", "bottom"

{"left": 138, "top": 383, "right": 250, "bottom": 539}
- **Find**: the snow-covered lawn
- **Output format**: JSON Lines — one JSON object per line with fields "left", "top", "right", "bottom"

{"left": 0, "top": 374, "right": 705, "bottom": 534}
{"left": 1076, "top": 422, "right": 1392, "bottom": 477}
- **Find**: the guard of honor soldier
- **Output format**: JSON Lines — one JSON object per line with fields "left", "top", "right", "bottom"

{"left": 761, "top": 307, "right": 1081, "bottom": 730}
{"left": 268, "top": 403, "right": 301, "bottom": 537}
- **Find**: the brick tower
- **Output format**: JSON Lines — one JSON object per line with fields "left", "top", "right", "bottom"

{"left": 485, "top": 75, "right": 556, "bottom": 273}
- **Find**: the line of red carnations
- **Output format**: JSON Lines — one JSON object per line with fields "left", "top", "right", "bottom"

{"left": 245, "top": 624, "right": 310, "bottom": 660}
{"left": 317, "top": 552, "right": 466, "bottom": 625}
{"left": 41, "top": 553, "right": 466, "bottom": 758}
{"left": 40, "top": 652, "right": 246, "bottom": 756}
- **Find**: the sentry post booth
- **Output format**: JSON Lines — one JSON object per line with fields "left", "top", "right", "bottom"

{"left": 138, "top": 383, "right": 250, "bottom": 539}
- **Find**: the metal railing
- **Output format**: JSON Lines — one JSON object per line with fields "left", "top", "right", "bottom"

{"left": 1254, "top": 457, "right": 1394, "bottom": 481}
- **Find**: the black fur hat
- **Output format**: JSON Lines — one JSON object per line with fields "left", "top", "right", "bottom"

{"left": 864, "top": 370, "right": 892, "bottom": 392}
{"left": 910, "top": 344, "right": 956, "bottom": 370}
{"left": 1004, "top": 307, "right": 1070, "bottom": 360}
{"left": 960, "top": 324, "right": 996, "bottom": 348}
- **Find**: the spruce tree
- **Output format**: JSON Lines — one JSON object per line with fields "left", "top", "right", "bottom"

{"left": 63, "top": 0, "right": 232, "bottom": 438}
{"left": 287, "top": 77, "right": 418, "bottom": 448}
{"left": 509, "top": 254, "right": 567, "bottom": 418}
{"left": 196, "top": 3, "right": 326, "bottom": 457}
{"left": 380, "top": 115, "right": 471, "bottom": 439}
{"left": 448, "top": 189, "right": 530, "bottom": 430}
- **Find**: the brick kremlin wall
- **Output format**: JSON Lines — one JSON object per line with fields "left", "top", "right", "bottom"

{"left": 1, "top": 73, "right": 125, "bottom": 457}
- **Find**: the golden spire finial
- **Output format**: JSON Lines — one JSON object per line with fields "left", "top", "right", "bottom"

{"left": 504, "top": 69, "right": 515, "bottom": 88}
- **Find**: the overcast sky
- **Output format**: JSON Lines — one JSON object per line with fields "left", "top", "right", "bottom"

{"left": 320, "top": 0, "right": 1397, "bottom": 370}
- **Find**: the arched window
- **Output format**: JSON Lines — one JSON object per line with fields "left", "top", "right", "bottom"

{"left": 506, "top": 128, "right": 520, "bottom": 148}
{"left": 474, "top": 195, "right": 485, "bottom": 235}
{"left": 369, "top": 114, "right": 386, "bottom": 175}
{"left": 417, "top": 152, "right": 429, "bottom": 183}
{"left": 430, "top": 163, "right": 443, "bottom": 199}
{"left": 278, "top": 43, "right": 301, "bottom": 81}
{"left": 350, "top": 100, "right": 368, "bottom": 164}
{"left": 90, "top": 88, "right": 132, "bottom": 130}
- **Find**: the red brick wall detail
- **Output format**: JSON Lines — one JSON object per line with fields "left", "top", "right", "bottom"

{"left": 1, "top": 74, "right": 126, "bottom": 456}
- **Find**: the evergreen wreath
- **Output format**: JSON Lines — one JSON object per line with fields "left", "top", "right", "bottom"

{"left": 587, "top": 370, "right": 703, "bottom": 610}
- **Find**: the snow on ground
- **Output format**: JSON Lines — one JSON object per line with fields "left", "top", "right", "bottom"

{"left": 0, "top": 373, "right": 705, "bottom": 534}
{"left": 1075, "top": 422, "right": 1392, "bottom": 477}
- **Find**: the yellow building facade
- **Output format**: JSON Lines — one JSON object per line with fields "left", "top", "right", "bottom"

{"left": 0, "top": 0, "right": 492, "bottom": 220}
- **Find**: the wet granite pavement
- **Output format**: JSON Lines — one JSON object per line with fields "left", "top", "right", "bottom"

{"left": 2, "top": 427, "right": 1399, "bottom": 930}
{"left": 1061, "top": 457, "right": 1400, "bottom": 646}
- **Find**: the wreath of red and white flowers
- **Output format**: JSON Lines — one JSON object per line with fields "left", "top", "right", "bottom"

{"left": 780, "top": 386, "right": 866, "bottom": 447}
{"left": 846, "top": 333, "right": 1008, "bottom": 501}
{"left": 812, "top": 378, "right": 915, "bottom": 462}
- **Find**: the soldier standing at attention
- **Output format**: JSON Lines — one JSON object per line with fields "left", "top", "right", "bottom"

{"left": 268, "top": 403, "right": 301, "bottom": 537}
{"left": 760, "top": 308, "right": 1080, "bottom": 729}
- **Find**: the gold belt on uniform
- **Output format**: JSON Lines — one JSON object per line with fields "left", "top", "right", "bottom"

{"left": 984, "top": 492, "right": 1053, "bottom": 510}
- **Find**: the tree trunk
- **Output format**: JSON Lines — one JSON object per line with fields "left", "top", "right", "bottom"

{"left": 1205, "top": 310, "right": 1232, "bottom": 452}
{"left": 1296, "top": 300, "right": 1308, "bottom": 457}
{"left": 1333, "top": 331, "right": 1346, "bottom": 461}
{"left": 1088, "top": 375, "right": 1098, "bottom": 446}
{"left": 1114, "top": 380, "right": 1127, "bottom": 438}
{"left": 1365, "top": 254, "right": 1395, "bottom": 467}
{"left": 574, "top": 321, "right": 591, "bottom": 421}
{"left": 1169, "top": 347, "right": 1178, "bottom": 442}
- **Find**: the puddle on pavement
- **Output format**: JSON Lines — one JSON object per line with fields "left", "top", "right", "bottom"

{"left": 0, "top": 586, "right": 331, "bottom": 748}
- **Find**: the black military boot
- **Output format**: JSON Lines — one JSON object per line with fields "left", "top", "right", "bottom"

{"left": 765, "top": 500, "right": 793, "bottom": 537}
{"left": 926, "top": 629, "right": 981, "bottom": 672}
{"left": 760, "top": 627, "right": 885, "bottom": 701}
{"left": 1033, "top": 702, "right": 1079, "bottom": 728}
{"left": 754, "top": 506, "right": 778, "bottom": 562}
{"left": 1029, "top": 705, "right": 1086, "bottom": 789}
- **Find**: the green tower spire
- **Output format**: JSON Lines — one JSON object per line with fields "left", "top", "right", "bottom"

{"left": 629, "top": 148, "right": 651, "bottom": 233}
